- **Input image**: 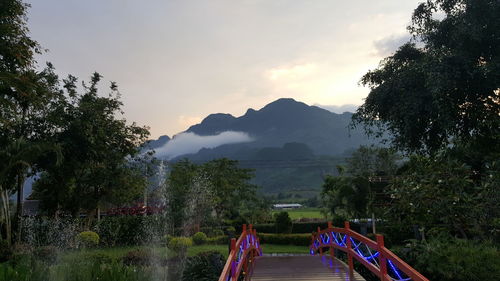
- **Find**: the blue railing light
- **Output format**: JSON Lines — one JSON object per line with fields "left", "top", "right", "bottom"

{"left": 388, "top": 259, "right": 405, "bottom": 280}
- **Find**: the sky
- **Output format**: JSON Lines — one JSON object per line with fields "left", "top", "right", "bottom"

{"left": 27, "top": 0, "right": 422, "bottom": 139}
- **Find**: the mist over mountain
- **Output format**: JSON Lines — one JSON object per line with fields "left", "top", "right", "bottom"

{"left": 150, "top": 98, "right": 377, "bottom": 159}
{"left": 146, "top": 98, "right": 380, "bottom": 194}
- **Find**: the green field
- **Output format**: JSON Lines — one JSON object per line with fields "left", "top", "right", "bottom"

{"left": 272, "top": 208, "right": 325, "bottom": 220}
{"left": 61, "top": 243, "right": 308, "bottom": 262}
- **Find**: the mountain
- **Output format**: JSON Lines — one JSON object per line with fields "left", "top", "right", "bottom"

{"left": 147, "top": 98, "right": 380, "bottom": 195}
{"left": 184, "top": 98, "right": 374, "bottom": 156}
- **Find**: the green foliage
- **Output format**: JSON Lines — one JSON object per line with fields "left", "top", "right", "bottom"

{"left": 76, "top": 231, "right": 99, "bottom": 248}
{"left": 168, "top": 237, "right": 193, "bottom": 253}
{"left": 206, "top": 236, "right": 227, "bottom": 245}
{"left": 395, "top": 237, "right": 500, "bottom": 281}
{"left": 0, "top": 240, "right": 12, "bottom": 262}
{"left": 192, "top": 232, "right": 208, "bottom": 245}
{"left": 274, "top": 212, "right": 292, "bottom": 234}
{"left": 386, "top": 156, "right": 500, "bottom": 239}
{"left": 321, "top": 174, "right": 370, "bottom": 218}
{"left": 33, "top": 246, "right": 58, "bottom": 264}
{"left": 211, "top": 229, "right": 224, "bottom": 237}
{"left": 121, "top": 249, "right": 160, "bottom": 266}
{"left": 353, "top": 0, "right": 500, "bottom": 156}
{"left": 94, "top": 215, "right": 169, "bottom": 246}
{"left": 34, "top": 73, "right": 150, "bottom": 216}
{"left": 258, "top": 233, "right": 311, "bottom": 246}
{"left": 181, "top": 251, "right": 225, "bottom": 281}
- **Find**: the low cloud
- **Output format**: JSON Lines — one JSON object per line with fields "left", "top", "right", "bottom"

{"left": 316, "top": 104, "right": 359, "bottom": 114}
{"left": 154, "top": 131, "right": 254, "bottom": 159}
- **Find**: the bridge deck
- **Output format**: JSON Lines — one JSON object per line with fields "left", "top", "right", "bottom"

{"left": 251, "top": 255, "right": 365, "bottom": 281}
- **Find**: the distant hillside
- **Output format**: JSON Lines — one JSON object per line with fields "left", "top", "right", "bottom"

{"left": 185, "top": 98, "right": 373, "bottom": 156}
{"left": 147, "top": 98, "right": 381, "bottom": 194}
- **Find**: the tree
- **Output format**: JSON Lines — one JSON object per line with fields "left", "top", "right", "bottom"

{"left": 274, "top": 211, "right": 292, "bottom": 234}
{"left": 33, "top": 73, "right": 150, "bottom": 218}
{"left": 0, "top": 0, "right": 64, "bottom": 242}
{"left": 165, "top": 158, "right": 258, "bottom": 231}
{"left": 386, "top": 156, "right": 499, "bottom": 240}
{"left": 353, "top": 0, "right": 500, "bottom": 159}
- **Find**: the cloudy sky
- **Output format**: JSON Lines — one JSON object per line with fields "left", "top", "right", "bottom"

{"left": 28, "top": 0, "right": 421, "bottom": 138}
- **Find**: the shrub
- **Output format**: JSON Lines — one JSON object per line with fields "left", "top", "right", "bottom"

{"left": 33, "top": 246, "right": 58, "bottom": 264}
{"left": 168, "top": 237, "right": 193, "bottom": 253}
{"left": 76, "top": 231, "right": 100, "bottom": 248}
{"left": 394, "top": 238, "right": 500, "bottom": 281}
{"left": 207, "top": 236, "right": 227, "bottom": 245}
{"left": 274, "top": 212, "right": 292, "bottom": 233}
{"left": 212, "top": 229, "right": 224, "bottom": 237}
{"left": 225, "top": 226, "right": 236, "bottom": 234}
{"left": 182, "top": 251, "right": 225, "bottom": 281}
{"left": 122, "top": 249, "right": 164, "bottom": 266}
{"left": 82, "top": 252, "right": 116, "bottom": 264}
{"left": 163, "top": 234, "right": 174, "bottom": 246}
{"left": 258, "top": 233, "right": 311, "bottom": 246}
{"left": 192, "top": 232, "right": 208, "bottom": 245}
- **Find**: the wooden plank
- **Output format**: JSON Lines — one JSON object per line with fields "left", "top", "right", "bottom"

{"left": 251, "top": 256, "right": 365, "bottom": 281}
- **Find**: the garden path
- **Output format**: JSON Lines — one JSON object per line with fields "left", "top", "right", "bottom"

{"left": 251, "top": 255, "right": 365, "bottom": 281}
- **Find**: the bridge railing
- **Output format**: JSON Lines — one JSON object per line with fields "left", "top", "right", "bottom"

{"left": 310, "top": 221, "right": 429, "bottom": 281}
{"left": 218, "top": 224, "right": 263, "bottom": 281}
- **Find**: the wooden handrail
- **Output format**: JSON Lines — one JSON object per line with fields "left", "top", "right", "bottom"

{"left": 310, "top": 221, "right": 429, "bottom": 281}
{"left": 218, "top": 224, "right": 262, "bottom": 281}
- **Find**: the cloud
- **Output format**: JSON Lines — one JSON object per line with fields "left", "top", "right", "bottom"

{"left": 373, "top": 34, "right": 411, "bottom": 56}
{"left": 315, "top": 104, "right": 359, "bottom": 114}
{"left": 154, "top": 131, "right": 254, "bottom": 159}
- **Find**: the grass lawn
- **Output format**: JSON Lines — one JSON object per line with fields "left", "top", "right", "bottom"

{"left": 272, "top": 208, "right": 325, "bottom": 220}
{"left": 61, "top": 243, "right": 309, "bottom": 262}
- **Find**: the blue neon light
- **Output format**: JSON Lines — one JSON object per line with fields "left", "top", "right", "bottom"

{"left": 388, "top": 259, "right": 405, "bottom": 280}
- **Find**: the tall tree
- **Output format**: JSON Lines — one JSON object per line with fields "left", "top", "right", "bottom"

{"left": 34, "top": 73, "right": 150, "bottom": 218}
{"left": 353, "top": 0, "right": 500, "bottom": 160}
{"left": 0, "top": 0, "right": 64, "bottom": 242}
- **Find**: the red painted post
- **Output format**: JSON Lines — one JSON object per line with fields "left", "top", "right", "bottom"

{"left": 377, "top": 234, "right": 388, "bottom": 281}
{"left": 345, "top": 221, "right": 354, "bottom": 277}
{"left": 242, "top": 224, "right": 247, "bottom": 234}
{"left": 317, "top": 226, "right": 323, "bottom": 255}
{"left": 230, "top": 238, "right": 236, "bottom": 279}
{"left": 327, "top": 221, "right": 333, "bottom": 258}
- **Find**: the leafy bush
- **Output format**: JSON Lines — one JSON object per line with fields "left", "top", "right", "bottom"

{"left": 82, "top": 252, "right": 116, "bottom": 264}
{"left": 274, "top": 212, "right": 292, "bottom": 233}
{"left": 192, "top": 232, "right": 208, "bottom": 245}
{"left": 182, "top": 251, "right": 225, "bottom": 281}
{"left": 33, "top": 246, "right": 59, "bottom": 264}
{"left": 225, "top": 226, "right": 236, "bottom": 234}
{"left": 207, "top": 236, "right": 227, "bottom": 245}
{"left": 211, "top": 229, "right": 224, "bottom": 237}
{"left": 76, "top": 231, "right": 100, "bottom": 248}
{"left": 258, "top": 233, "right": 311, "bottom": 246}
{"left": 394, "top": 238, "right": 500, "bottom": 281}
{"left": 122, "top": 249, "right": 165, "bottom": 266}
{"left": 168, "top": 237, "right": 193, "bottom": 253}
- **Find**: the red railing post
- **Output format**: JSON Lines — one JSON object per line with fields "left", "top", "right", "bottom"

{"left": 230, "top": 238, "right": 236, "bottom": 280}
{"left": 317, "top": 226, "right": 323, "bottom": 255}
{"left": 376, "top": 234, "right": 388, "bottom": 281}
{"left": 345, "top": 221, "right": 354, "bottom": 277}
{"left": 242, "top": 224, "right": 247, "bottom": 234}
{"left": 327, "top": 221, "right": 334, "bottom": 258}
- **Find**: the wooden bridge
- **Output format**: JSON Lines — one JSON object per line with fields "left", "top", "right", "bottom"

{"left": 218, "top": 222, "right": 429, "bottom": 281}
